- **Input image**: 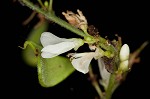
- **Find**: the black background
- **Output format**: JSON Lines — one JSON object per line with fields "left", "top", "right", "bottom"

{"left": 2, "top": 0, "right": 150, "bottom": 99}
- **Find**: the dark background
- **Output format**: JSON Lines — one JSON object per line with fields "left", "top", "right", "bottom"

{"left": 2, "top": 0, "right": 150, "bottom": 99}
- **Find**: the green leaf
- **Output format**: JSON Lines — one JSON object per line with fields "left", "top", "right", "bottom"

{"left": 22, "top": 45, "right": 38, "bottom": 67}
{"left": 22, "top": 21, "right": 49, "bottom": 67}
{"left": 21, "top": 40, "right": 75, "bottom": 87}
{"left": 37, "top": 55, "right": 75, "bottom": 87}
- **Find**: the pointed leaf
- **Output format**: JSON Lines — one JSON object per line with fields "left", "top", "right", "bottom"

{"left": 37, "top": 56, "right": 75, "bottom": 87}
{"left": 21, "top": 40, "right": 75, "bottom": 87}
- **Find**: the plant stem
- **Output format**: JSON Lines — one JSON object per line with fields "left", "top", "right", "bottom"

{"left": 98, "top": 37, "right": 116, "bottom": 57}
{"left": 22, "top": 11, "right": 36, "bottom": 25}
{"left": 37, "top": 0, "right": 45, "bottom": 8}
{"left": 105, "top": 74, "right": 116, "bottom": 99}
{"left": 129, "top": 41, "right": 149, "bottom": 68}
{"left": 19, "top": 0, "right": 116, "bottom": 54}
{"left": 19, "top": 0, "right": 86, "bottom": 37}
{"left": 89, "top": 66, "right": 104, "bottom": 99}
{"left": 48, "top": 0, "right": 53, "bottom": 12}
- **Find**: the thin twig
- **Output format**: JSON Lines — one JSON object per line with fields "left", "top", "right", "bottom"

{"left": 22, "top": 11, "right": 36, "bottom": 25}
{"left": 19, "top": 0, "right": 86, "bottom": 37}
{"left": 129, "top": 41, "right": 149, "bottom": 69}
{"left": 48, "top": 0, "right": 53, "bottom": 12}
{"left": 89, "top": 66, "right": 104, "bottom": 99}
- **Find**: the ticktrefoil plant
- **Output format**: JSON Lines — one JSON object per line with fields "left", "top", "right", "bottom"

{"left": 18, "top": 0, "right": 148, "bottom": 99}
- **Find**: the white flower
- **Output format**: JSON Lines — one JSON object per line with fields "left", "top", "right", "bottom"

{"left": 98, "top": 58, "right": 110, "bottom": 90}
{"left": 68, "top": 52, "right": 96, "bottom": 74}
{"left": 68, "top": 48, "right": 103, "bottom": 74}
{"left": 40, "top": 32, "right": 84, "bottom": 58}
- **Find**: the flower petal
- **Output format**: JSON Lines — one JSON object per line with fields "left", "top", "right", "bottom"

{"left": 71, "top": 53, "right": 96, "bottom": 74}
{"left": 41, "top": 41, "right": 75, "bottom": 55}
{"left": 41, "top": 52, "right": 58, "bottom": 58}
{"left": 40, "top": 32, "right": 67, "bottom": 47}
{"left": 98, "top": 58, "right": 110, "bottom": 89}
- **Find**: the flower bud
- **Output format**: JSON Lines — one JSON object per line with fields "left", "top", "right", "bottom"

{"left": 119, "top": 60, "right": 129, "bottom": 72}
{"left": 44, "top": 1, "right": 49, "bottom": 8}
{"left": 118, "top": 44, "right": 130, "bottom": 73}
{"left": 119, "top": 44, "right": 130, "bottom": 62}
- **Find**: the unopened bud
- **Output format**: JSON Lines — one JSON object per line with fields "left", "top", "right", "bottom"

{"left": 119, "top": 44, "right": 130, "bottom": 62}
{"left": 119, "top": 60, "right": 129, "bottom": 72}
{"left": 44, "top": 1, "right": 49, "bottom": 8}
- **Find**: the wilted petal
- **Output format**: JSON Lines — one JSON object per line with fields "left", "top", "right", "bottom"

{"left": 98, "top": 58, "right": 110, "bottom": 89}
{"left": 40, "top": 32, "right": 67, "bottom": 47}
{"left": 71, "top": 52, "right": 96, "bottom": 74}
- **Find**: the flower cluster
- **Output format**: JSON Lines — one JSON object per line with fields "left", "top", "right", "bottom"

{"left": 40, "top": 31, "right": 130, "bottom": 91}
{"left": 40, "top": 32, "right": 102, "bottom": 74}
{"left": 40, "top": 32, "right": 130, "bottom": 76}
